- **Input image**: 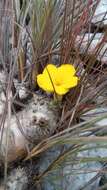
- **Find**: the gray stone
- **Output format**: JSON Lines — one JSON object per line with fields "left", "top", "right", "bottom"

{"left": 38, "top": 142, "right": 107, "bottom": 190}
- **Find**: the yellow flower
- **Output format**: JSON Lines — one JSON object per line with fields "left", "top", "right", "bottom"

{"left": 37, "top": 64, "right": 78, "bottom": 95}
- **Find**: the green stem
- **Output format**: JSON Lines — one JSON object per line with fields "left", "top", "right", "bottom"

{"left": 54, "top": 93, "right": 63, "bottom": 102}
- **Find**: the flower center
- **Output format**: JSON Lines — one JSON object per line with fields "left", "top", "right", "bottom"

{"left": 55, "top": 81, "right": 61, "bottom": 86}
{"left": 55, "top": 77, "right": 62, "bottom": 86}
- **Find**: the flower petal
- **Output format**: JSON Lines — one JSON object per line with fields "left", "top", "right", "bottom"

{"left": 62, "top": 76, "right": 78, "bottom": 89}
{"left": 43, "top": 64, "right": 57, "bottom": 81}
{"left": 37, "top": 74, "right": 54, "bottom": 92}
{"left": 57, "top": 64, "right": 76, "bottom": 83}
{"left": 55, "top": 85, "right": 69, "bottom": 95}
